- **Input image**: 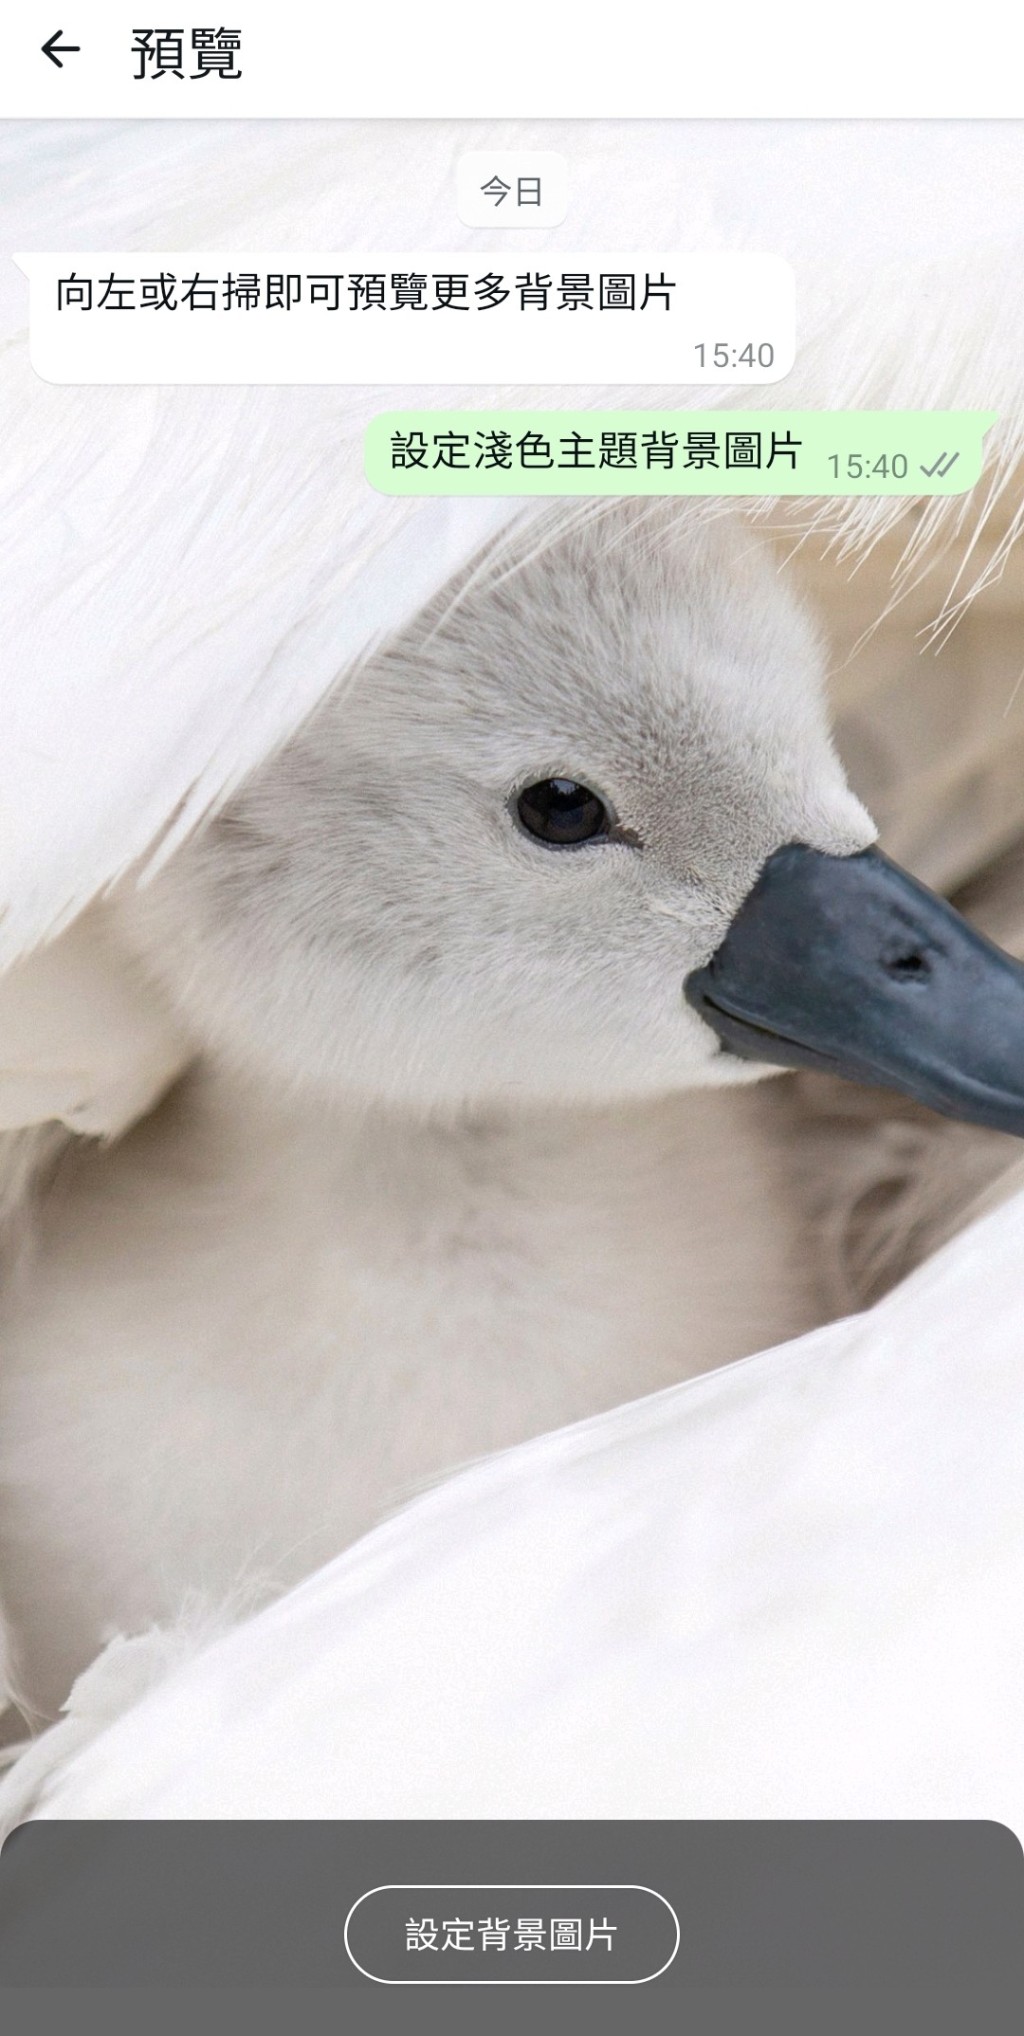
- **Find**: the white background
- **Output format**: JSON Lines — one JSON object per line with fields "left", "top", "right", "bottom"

{"left": 2, "top": 3, "right": 1021, "bottom": 117}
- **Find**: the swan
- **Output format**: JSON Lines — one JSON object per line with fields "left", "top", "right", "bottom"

{"left": 3, "top": 118, "right": 1024, "bottom": 1801}
{"left": 3, "top": 500, "right": 1024, "bottom": 1737}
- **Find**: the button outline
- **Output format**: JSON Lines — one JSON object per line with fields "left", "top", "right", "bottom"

{"left": 344, "top": 1882, "right": 681, "bottom": 1985}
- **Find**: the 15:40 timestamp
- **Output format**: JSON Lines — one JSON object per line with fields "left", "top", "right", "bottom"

{"left": 828, "top": 453, "right": 908, "bottom": 478}
{"left": 694, "top": 342, "right": 775, "bottom": 368}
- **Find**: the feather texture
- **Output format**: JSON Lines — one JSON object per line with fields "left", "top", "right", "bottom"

{"left": 4, "top": 119, "right": 1024, "bottom": 963}
{"left": 5, "top": 1170, "right": 1021, "bottom": 1825}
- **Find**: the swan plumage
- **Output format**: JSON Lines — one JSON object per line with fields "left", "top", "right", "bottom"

{"left": 4, "top": 119, "right": 1024, "bottom": 969}
{"left": 5, "top": 1166, "right": 1022, "bottom": 1826}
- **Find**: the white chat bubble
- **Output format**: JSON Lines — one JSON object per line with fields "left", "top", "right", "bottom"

{"left": 14, "top": 253, "right": 794, "bottom": 385}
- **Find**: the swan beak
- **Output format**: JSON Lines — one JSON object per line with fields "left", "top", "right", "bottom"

{"left": 684, "top": 842, "right": 1024, "bottom": 1135}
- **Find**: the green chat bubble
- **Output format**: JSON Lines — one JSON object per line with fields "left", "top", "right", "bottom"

{"left": 366, "top": 411, "right": 996, "bottom": 497}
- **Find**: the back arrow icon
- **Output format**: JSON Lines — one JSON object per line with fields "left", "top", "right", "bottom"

{"left": 42, "top": 31, "right": 81, "bottom": 68}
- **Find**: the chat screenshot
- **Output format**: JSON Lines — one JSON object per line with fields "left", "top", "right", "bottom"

{"left": 0, "top": 8, "right": 1021, "bottom": 2031}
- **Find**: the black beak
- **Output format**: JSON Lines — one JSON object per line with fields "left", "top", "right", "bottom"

{"left": 684, "top": 842, "right": 1024, "bottom": 1136}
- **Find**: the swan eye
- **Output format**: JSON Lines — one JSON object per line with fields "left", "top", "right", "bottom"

{"left": 515, "top": 778, "right": 611, "bottom": 847}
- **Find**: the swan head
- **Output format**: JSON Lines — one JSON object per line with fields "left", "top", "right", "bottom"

{"left": 124, "top": 502, "right": 1024, "bottom": 1131}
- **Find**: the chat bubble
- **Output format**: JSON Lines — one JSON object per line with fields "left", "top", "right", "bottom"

{"left": 14, "top": 253, "right": 794, "bottom": 385}
{"left": 365, "top": 411, "right": 996, "bottom": 496}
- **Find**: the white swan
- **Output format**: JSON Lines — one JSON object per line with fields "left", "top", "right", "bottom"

{"left": 3, "top": 498, "right": 1024, "bottom": 1740}
{"left": 3, "top": 119, "right": 1024, "bottom": 1810}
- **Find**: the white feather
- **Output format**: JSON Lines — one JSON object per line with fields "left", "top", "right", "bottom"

{"left": 6, "top": 1172, "right": 1021, "bottom": 1825}
{"left": 4, "top": 120, "right": 1024, "bottom": 964}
